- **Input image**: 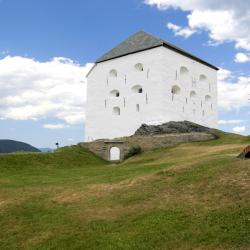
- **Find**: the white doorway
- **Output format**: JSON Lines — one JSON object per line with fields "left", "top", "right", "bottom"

{"left": 110, "top": 147, "right": 120, "bottom": 161}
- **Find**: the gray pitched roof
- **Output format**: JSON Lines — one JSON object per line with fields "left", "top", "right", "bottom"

{"left": 95, "top": 31, "right": 218, "bottom": 70}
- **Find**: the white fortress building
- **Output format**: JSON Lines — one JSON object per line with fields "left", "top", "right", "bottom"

{"left": 85, "top": 31, "right": 218, "bottom": 141}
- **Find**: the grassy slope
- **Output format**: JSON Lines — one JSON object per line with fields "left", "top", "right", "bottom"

{"left": 0, "top": 132, "right": 249, "bottom": 250}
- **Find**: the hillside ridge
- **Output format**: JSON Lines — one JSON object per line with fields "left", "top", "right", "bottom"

{"left": 0, "top": 139, "right": 40, "bottom": 153}
{"left": 0, "top": 132, "right": 249, "bottom": 249}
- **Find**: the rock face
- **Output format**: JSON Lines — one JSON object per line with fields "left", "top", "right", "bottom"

{"left": 134, "top": 121, "right": 211, "bottom": 136}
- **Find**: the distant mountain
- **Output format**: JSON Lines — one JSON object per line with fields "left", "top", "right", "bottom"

{"left": 39, "top": 148, "right": 53, "bottom": 152}
{"left": 0, "top": 140, "right": 41, "bottom": 153}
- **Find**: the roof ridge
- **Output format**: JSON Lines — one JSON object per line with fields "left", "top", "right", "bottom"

{"left": 95, "top": 30, "right": 218, "bottom": 70}
{"left": 95, "top": 31, "right": 163, "bottom": 63}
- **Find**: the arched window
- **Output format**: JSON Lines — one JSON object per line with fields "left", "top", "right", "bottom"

{"left": 110, "top": 147, "right": 120, "bottom": 161}
{"left": 171, "top": 85, "right": 181, "bottom": 95}
{"left": 134, "top": 63, "right": 143, "bottom": 71}
{"left": 113, "top": 106, "right": 120, "bottom": 116}
{"left": 171, "top": 85, "right": 181, "bottom": 101}
{"left": 131, "top": 85, "right": 143, "bottom": 93}
{"left": 190, "top": 90, "right": 197, "bottom": 99}
{"left": 199, "top": 74, "right": 207, "bottom": 83}
{"left": 180, "top": 66, "right": 189, "bottom": 76}
{"left": 109, "top": 69, "right": 117, "bottom": 77}
{"left": 110, "top": 89, "right": 120, "bottom": 97}
{"left": 205, "top": 95, "right": 212, "bottom": 103}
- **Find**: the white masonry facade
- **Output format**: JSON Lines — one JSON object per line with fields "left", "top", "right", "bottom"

{"left": 85, "top": 31, "right": 218, "bottom": 141}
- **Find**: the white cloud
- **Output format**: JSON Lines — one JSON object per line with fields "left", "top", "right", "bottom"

{"left": 218, "top": 120, "right": 244, "bottom": 125}
{"left": 43, "top": 123, "right": 68, "bottom": 129}
{"left": 0, "top": 50, "right": 10, "bottom": 55}
{"left": 234, "top": 52, "right": 250, "bottom": 63}
{"left": 218, "top": 68, "right": 250, "bottom": 111}
{"left": 232, "top": 126, "right": 246, "bottom": 133}
{"left": 144, "top": 0, "right": 250, "bottom": 51}
{"left": 0, "top": 56, "right": 93, "bottom": 125}
{"left": 167, "top": 22, "right": 196, "bottom": 38}
{"left": 217, "top": 68, "right": 232, "bottom": 81}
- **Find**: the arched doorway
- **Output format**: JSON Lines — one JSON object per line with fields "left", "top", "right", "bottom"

{"left": 110, "top": 147, "right": 120, "bottom": 161}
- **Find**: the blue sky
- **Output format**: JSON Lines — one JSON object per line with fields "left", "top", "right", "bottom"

{"left": 0, "top": 0, "right": 249, "bottom": 148}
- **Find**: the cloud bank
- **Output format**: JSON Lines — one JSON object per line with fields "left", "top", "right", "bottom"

{"left": 218, "top": 120, "right": 244, "bottom": 125}
{"left": 234, "top": 52, "right": 250, "bottom": 63}
{"left": 0, "top": 56, "right": 93, "bottom": 125}
{"left": 145, "top": 0, "right": 250, "bottom": 51}
{"left": 217, "top": 68, "right": 250, "bottom": 111}
{"left": 43, "top": 123, "right": 69, "bottom": 129}
{"left": 232, "top": 126, "right": 246, "bottom": 133}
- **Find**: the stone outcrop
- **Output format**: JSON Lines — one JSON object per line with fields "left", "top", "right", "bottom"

{"left": 135, "top": 121, "right": 211, "bottom": 136}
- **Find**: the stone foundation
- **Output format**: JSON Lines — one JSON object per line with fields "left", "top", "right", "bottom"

{"left": 79, "top": 132, "right": 216, "bottom": 161}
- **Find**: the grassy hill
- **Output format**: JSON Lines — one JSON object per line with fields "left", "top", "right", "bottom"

{"left": 0, "top": 131, "right": 249, "bottom": 250}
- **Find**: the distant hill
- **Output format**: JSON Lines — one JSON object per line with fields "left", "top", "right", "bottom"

{"left": 39, "top": 148, "right": 53, "bottom": 152}
{"left": 0, "top": 140, "right": 40, "bottom": 153}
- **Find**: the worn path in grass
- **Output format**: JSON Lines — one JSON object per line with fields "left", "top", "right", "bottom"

{"left": 0, "top": 132, "right": 249, "bottom": 250}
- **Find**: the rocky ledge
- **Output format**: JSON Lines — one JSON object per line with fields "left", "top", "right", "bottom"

{"left": 134, "top": 121, "right": 212, "bottom": 136}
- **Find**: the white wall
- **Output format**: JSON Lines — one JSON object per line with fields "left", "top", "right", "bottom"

{"left": 160, "top": 47, "right": 218, "bottom": 128}
{"left": 85, "top": 46, "right": 217, "bottom": 141}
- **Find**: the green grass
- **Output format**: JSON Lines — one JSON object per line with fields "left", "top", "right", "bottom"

{"left": 0, "top": 133, "right": 249, "bottom": 250}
